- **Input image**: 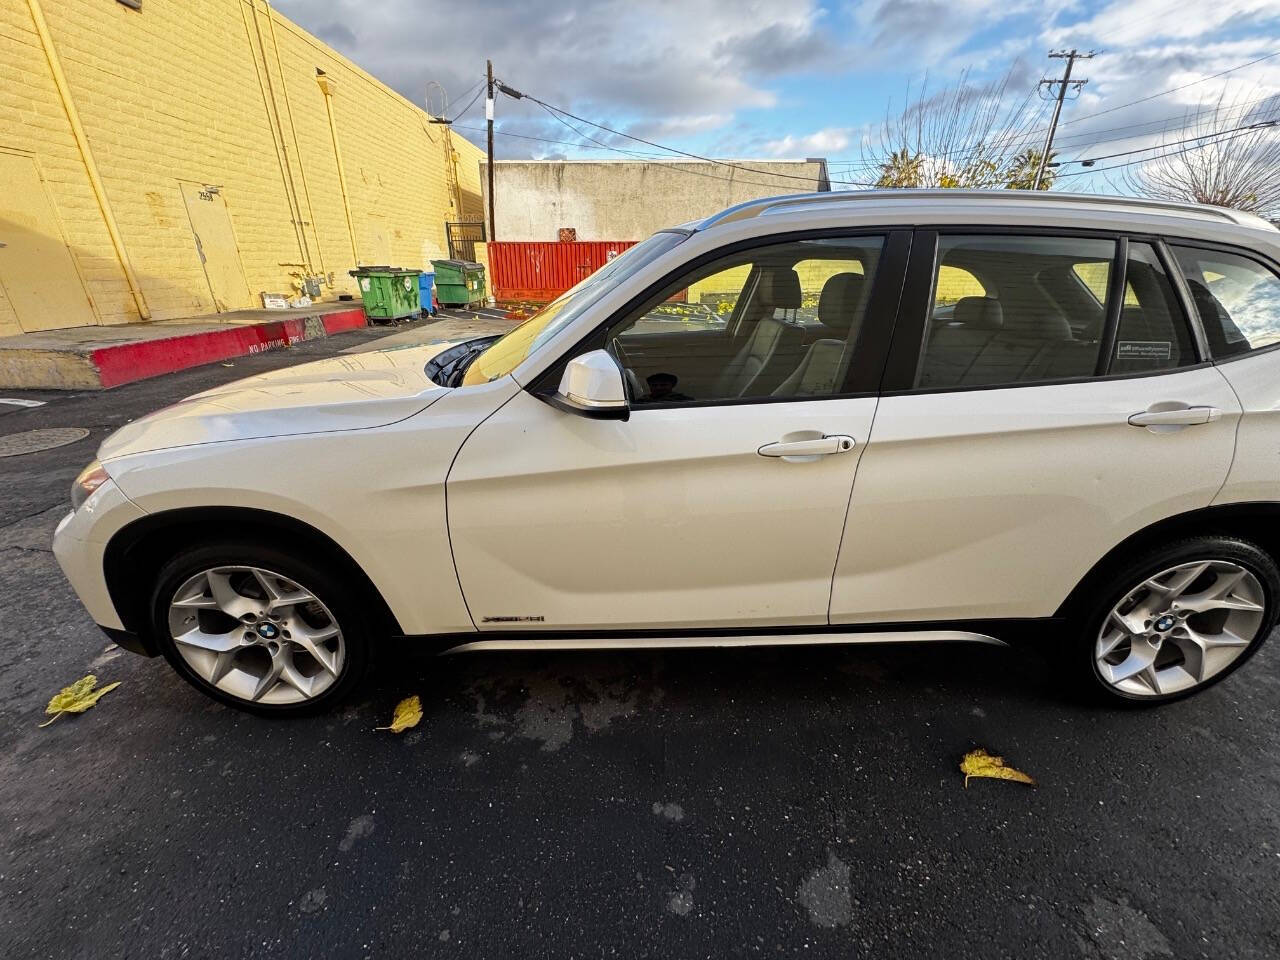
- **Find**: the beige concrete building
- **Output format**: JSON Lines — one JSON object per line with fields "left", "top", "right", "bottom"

{"left": 0, "top": 0, "right": 485, "bottom": 338}
{"left": 480, "top": 158, "right": 831, "bottom": 241}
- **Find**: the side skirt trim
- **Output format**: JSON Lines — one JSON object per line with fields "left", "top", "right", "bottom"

{"left": 438, "top": 629, "right": 1007, "bottom": 656}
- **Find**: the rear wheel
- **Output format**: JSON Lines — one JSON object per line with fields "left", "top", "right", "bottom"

{"left": 1077, "top": 536, "right": 1278, "bottom": 704}
{"left": 149, "top": 542, "right": 371, "bottom": 715}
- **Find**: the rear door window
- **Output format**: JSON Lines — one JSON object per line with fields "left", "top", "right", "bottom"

{"left": 1111, "top": 242, "right": 1198, "bottom": 375}
{"left": 916, "top": 235, "right": 1115, "bottom": 389}
{"left": 914, "top": 234, "right": 1201, "bottom": 391}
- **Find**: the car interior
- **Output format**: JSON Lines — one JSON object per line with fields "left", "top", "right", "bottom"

{"left": 610, "top": 243, "right": 878, "bottom": 405}
{"left": 917, "top": 238, "right": 1196, "bottom": 389}
{"left": 606, "top": 234, "right": 1215, "bottom": 406}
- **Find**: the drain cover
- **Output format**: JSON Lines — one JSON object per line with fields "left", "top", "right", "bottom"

{"left": 0, "top": 427, "right": 91, "bottom": 458}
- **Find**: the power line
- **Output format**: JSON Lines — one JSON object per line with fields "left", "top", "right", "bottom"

{"left": 1059, "top": 50, "right": 1280, "bottom": 127}
{"left": 882, "top": 50, "right": 1280, "bottom": 161}
{"left": 821, "top": 113, "right": 1280, "bottom": 175}
{"left": 455, "top": 124, "right": 843, "bottom": 191}
{"left": 824, "top": 85, "right": 1280, "bottom": 173}
{"left": 477, "top": 50, "right": 1280, "bottom": 193}
{"left": 534, "top": 99, "right": 641, "bottom": 155}
{"left": 1054, "top": 123, "right": 1275, "bottom": 178}
{"left": 493, "top": 80, "right": 878, "bottom": 188}
{"left": 1026, "top": 92, "right": 1280, "bottom": 147}
{"left": 1061, "top": 119, "right": 1278, "bottom": 166}
{"left": 448, "top": 82, "right": 486, "bottom": 123}
{"left": 821, "top": 93, "right": 1275, "bottom": 170}
{"left": 461, "top": 114, "right": 1278, "bottom": 196}
{"left": 456, "top": 123, "right": 636, "bottom": 152}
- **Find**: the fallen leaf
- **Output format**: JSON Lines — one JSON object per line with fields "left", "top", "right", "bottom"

{"left": 960, "top": 747, "right": 1035, "bottom": 788}
{"left": 376, "top": 695, "right": 422, "bottom": 733}
{"left": 40, "top": 674, "right": 122, "bottom": 727}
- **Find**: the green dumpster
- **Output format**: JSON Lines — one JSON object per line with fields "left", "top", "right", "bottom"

{"left": 431, "top": 259, "right": 486, "bottom": 307}
{"left": 349, "top": 266, "right": 421, "bottom": 321}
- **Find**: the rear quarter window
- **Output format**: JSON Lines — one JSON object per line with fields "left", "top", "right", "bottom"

{"left": 1171, "top": 245, "right": 1280, "bottom": 357}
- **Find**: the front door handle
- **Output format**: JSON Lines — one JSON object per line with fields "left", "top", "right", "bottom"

{"left": 758, "top": 435, "right": 856, "bottom": 460}
{"left": 1128, "top": 406, "right": 1221, "bottom": 428}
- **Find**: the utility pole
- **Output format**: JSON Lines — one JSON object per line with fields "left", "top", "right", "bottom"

{"left": 486, "top": 59, "right": 496, "bottom": 243}
{"left": 1032, "top": 49, "right": 1095, "bottom": 190}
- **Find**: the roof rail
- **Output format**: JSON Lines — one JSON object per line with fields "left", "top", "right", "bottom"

{"left": 698, "top": 189, "right": 1276, "bottom": 231}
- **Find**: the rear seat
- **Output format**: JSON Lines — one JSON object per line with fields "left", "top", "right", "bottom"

{"left": 920, "top": 295, "right": 1095, "bottom": 387}
{"left": 919, "top": 297, "right": 1004, "bottom": 387}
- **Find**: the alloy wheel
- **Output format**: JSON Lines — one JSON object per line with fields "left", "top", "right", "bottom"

{"left": 1095, "top": 559, "right": 1265, "bottom": 698}
{"left": 166, "top": 565, "right": 345, "bottom": 705}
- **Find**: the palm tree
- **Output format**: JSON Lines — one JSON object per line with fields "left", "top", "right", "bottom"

{"left": 1005, "top": 149, "right": 1055, "bottom": 190}
{"left": 875, "top": 147, "right": 925, "bottom": 187}
{"left": 864, "top": 65, "right": 1047, "bottom": 190}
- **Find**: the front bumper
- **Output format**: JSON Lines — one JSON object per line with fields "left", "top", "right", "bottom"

{"left": 52, "top": 478, "right": 147, "bottom": 633}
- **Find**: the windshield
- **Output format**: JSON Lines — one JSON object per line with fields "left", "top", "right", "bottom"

{"left": 460, "top": 230, "right": 689, "bottom": 385}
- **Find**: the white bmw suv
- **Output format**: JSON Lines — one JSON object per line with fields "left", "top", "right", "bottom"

{"left": 54, "top": 190, "right": 1280, "bottom": 714}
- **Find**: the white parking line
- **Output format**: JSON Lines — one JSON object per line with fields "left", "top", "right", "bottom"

{"left": 0, "top": 398, "right": 45, "bottom": 408}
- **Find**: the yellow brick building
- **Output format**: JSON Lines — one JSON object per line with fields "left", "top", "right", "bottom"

{"left": 0, "top": 0, "right": 485, "bottom": 337}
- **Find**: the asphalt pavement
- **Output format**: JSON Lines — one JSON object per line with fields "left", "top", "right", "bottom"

{"left": 2, "top": 318, "right": 1279, "bottom": 959}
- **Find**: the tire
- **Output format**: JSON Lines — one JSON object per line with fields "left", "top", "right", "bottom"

{"left": 147, "top": 540, "right": 371, "bottom": 716}
{"left": 1073, "top": 536, "right": 1279, "bottom": 706}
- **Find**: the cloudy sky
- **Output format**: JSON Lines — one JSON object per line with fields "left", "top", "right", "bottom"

{"left": 274, "top": 0, "right": 1280, "bottom": 192}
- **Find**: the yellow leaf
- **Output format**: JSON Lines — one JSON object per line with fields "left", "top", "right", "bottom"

{"left": 376, "top": 695, "right": 422, "bottom": 734}
{"left": 960, "top": 747, "right": 1036, "bottom": 788}
{"left": 39, "top": 675, "right": 122, "bottom": 727}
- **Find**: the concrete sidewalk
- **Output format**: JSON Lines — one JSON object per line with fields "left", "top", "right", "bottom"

{"left": 0, "top": 302, "right": 367, "bottom": 391}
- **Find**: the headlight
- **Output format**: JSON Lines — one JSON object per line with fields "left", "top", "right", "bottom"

{"left": 71, "top": 460, "right": 110, "bottom": 512}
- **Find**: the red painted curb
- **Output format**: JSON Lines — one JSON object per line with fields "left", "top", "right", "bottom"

{"left": 90, "top": 308, "right": 366, "bottom": 389}
{"left": 321, "top": 308, "right": 367, "bottom": 335}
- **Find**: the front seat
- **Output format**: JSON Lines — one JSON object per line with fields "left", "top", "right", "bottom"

{"left": 713, "top": 266, "right": 804, "bottom": 397}
{"left": 773, "top": 272, "right": 866, "bottom": 398}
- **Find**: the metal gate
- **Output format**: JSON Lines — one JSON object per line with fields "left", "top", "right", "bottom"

{"left": 446, "top": 221, "right": 486, "bottom": 262}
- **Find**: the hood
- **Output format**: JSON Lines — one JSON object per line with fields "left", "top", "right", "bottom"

{"left": 99, "top": 341, "right": 460, "bottom": 461}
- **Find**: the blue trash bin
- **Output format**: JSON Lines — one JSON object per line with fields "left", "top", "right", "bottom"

{"left": 418, "top": 271, "right": 435, "bottom": 316}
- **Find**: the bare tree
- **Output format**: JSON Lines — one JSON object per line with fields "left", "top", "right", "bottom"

{"left": 865, "top": 66, "right": 1051, "bottom": 189}
{"left": 1123, "top": 93, "right": 1280, "bottom": 219}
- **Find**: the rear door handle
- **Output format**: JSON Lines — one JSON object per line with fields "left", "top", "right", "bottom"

{"left": 1127, "top": 406, "right": 1221, "bottom": 428}
{"left": 758, "top": 435, "right": 856, "bottom": 459}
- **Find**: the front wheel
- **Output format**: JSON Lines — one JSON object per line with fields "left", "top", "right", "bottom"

{"left": 149, "top": 542, "right": 371, "bottom": 715}
{"left": 1077, "top": 536, "right": 1279, "bottom": 705}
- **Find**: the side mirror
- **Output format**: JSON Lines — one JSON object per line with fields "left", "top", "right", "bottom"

{"left": 548, "top": 349, "right": 629, "bottom": 420}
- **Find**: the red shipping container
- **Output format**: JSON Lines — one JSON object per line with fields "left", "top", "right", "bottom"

{"left": 488, "top": 241, "right": 637, "bottom": 302}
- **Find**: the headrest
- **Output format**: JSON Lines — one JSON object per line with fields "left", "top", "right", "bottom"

{"left": 952, "top": 296, "right": 1003, "bottom": 330}
{"left": 1003, "top": 310, "right": 1072, "bottom": 339}
{"left": 817, "top": 272, "right": 866, "bottom": 334}
{"left": 758, "top": 267, "right": 801, "bottom": 309}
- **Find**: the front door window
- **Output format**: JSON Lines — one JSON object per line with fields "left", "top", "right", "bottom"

{"left": 606, "top": 237, "right": 885, "bottom": 405}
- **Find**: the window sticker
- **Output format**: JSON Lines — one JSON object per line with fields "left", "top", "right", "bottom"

{"left": 1116, "top": 341, "right": 1172, "bottom": 360}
